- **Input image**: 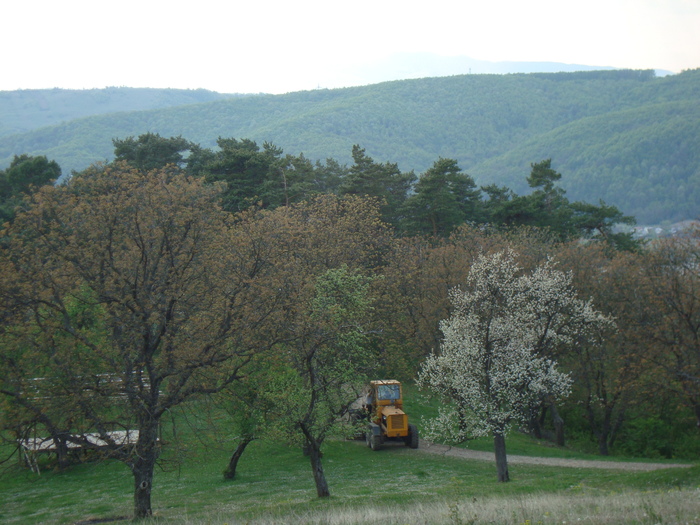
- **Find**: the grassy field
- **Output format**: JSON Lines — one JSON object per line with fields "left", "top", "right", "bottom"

{"left": 1, "top": 389, "right": 698, "bottom": 524}
{"left": 1, "top": 429, "right": 698, "bottom": 524}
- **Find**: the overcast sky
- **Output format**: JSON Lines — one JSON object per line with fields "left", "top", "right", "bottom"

{"left": 3, "top": 0, "right": 699, "bottom": 94}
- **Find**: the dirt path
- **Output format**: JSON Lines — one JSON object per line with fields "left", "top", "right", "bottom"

{"left": 416, "top": 442, "right": 694, "bottom": 471}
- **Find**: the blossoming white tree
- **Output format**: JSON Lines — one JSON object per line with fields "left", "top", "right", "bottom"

{"left": 418, "top": 250, "right": 612, "bottom": 481}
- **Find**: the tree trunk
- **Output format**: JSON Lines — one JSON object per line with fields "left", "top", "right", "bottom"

{"left": 597, "top": 410, "right": 611, "bottom": 456}
{"left": 550, "top": 402, "right": 565, "bottom": 447}
{"left": 585, "top": 400, "right": 611, "bottom": 456}
{"left": 132, "top": 455, "right": 155, "bottom": 518}
{"left": 131, "top": 421, "right": 159, "bottom": 518}
{"left": 307, "top": 439, "right": 330, "bottom": 497}
{"left": 53, "top": 432, "right": 70, "bottom": 470}
{"left": 493, "top": 432, "right": 510, "bottom": 482}
{"left": 530, "top": 407, "right": 544, "bottom": 439}
{"left": 608, "top": 410, "right": 626, "bottom": 450}
{"left": 224, "top": 437, "right": 253, "bottom": 480}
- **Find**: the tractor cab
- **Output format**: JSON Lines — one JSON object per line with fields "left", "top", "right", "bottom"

{"left": 374, "top": 381, "right": 402, "bottom": 406}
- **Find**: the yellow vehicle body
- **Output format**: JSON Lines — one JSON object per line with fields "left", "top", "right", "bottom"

{"left": 364, "top": 380, "right": 418, "bottom": 450}
{"left": 380, "top": 406, "right": 409, "bottom": 438}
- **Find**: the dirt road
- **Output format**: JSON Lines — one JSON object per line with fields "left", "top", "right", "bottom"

{"left": 416, "top": 441, "right": 694, "bottom": 471}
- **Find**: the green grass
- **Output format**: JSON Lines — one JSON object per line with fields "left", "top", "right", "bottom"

{"left": 1, "top": 390, "right": 697, "bottom": 524}
{"left": 1, "top": 434, "right": 699, "bottom": 524}
{"left": 442, "top": 431, "right": 697, "bottom": 465}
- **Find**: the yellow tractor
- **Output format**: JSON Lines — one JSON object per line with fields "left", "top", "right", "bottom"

{"left": 363, "top": 380, "right": 418, "bottom": 451}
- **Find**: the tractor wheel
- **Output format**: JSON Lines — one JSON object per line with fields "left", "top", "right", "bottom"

{"left": 406, "top": 424, "right": 419, "bottom": 449}
{"left": 369, "top": 433, "right": 382, "bottom": 451}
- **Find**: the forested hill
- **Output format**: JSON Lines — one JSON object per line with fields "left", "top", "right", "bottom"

{"left": 0, "top": 87, "right": 236, "bottom": 137}
{"left": 1, "top": 69, "right": 699, "bottom": 224}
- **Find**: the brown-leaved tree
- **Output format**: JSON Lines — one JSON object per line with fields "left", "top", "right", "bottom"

{"left": 0, "top": 163, "right": 285, "bottom": 518}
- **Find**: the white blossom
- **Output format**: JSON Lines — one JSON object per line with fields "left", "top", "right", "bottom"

{"left": 418, "top": 249, "right": 612, "bottom": 443}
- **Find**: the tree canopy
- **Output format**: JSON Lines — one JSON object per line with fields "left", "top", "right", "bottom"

{"left": 112, "top": 132, "right": 195, "bottom": 171}
{"left": 418, "top": 250, "right": 612, "bottom": 481}
{"left": 0, "top": 162, "right": 288, "bottom": 517}
{"left": 0, "top": 154, "right": 60, "bottom": 224}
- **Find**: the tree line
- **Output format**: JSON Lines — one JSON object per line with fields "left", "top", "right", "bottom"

{"left": 109, "top": 132, "right": 637, "bottom": 248}
{"left": 0, "top": 135, "right": 698, "bottom": 518}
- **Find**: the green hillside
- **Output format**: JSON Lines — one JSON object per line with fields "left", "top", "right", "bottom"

{"left": 471, "top": 100, "right": 700, "bottom": 223}
{"left": 0, "top": 87, "right": 235, "bottom": 137}
{"left": 1, "top": 69, "right": 698, "bottom": 224}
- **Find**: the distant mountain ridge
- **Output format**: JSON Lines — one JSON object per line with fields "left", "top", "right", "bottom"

{"left": 0, "top": 87, "right": 237, "bottom": 138}
{"left": 322, "top": 52, "right": 623, "bottom": 89}
{"left": 0, "top": 67, "right": 698, "bottom": 224}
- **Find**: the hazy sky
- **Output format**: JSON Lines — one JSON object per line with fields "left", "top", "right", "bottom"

{"left": 3, "top": 0, "right": 699, "bottom": 94}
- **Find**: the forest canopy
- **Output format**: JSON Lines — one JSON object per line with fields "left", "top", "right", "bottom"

{"left": 0, "top": 136, "right": 639, "bottom": 249}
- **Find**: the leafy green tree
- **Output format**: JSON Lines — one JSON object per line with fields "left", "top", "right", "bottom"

{"left": 201, "top": 138, "right": 273, "bottom": 211}
{"left": 527, "top": 157, "right": 562, "bottom": 192}
{"left": 201, "top": 138, "right": 321, "bottom": 211}
{"left": 0, "top": 285, "right": 107, "bottom": 470}
{"left": 276, "top": 152, "right": 325, "bottom": 206}
{"left": 218, "top": 354, "right": 280, "bottom": 480}
{"left": 400, "top": 158, "right": 481, "bottom": 236}
{"left": 0, "top": 154, "right": 61, "bottom": 224}
{"left": 340, "top": 145, "right": 415, "bottom": 227}
{"left": 570, "top": 200, "right": 638, "bottom": 251}
{"left": 481, "top": 184, "right": 517, "bottom": 222}
{"left": 490, "top": 159, "right": 574, "bottom": 238}
{"left": 183, "top": 143, "right": 217, "bottom": 176}
{"left": 112, "top": 132, "right": 194, "bottom": 171}
{"left": 311, "top": 157, "right": 348, "bottom": 194}
{"left": 274, "top": 266, "right": 374, "bottom": 497}
{"left": 218, "top": 195, "right": 390, "bottom": 496}
{"left": 485, "top": 160, "right": 638, "bottom": 250}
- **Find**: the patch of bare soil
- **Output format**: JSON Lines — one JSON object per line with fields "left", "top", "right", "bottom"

{"left": 418, "top": 442, "right": 693, "bottom": 471}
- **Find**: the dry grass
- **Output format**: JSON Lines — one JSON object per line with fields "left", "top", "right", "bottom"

{"left": 173, "top": 489, "right": 700, "bottom": 525}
